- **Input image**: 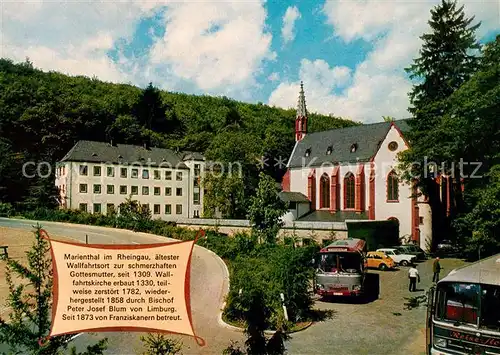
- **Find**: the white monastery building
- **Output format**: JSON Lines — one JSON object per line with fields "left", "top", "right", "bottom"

{"left": 280, "top": 82, "right": 433, "bottom": 249}
{"left": 55, "top": 141, "right": 205, "bottom": 220}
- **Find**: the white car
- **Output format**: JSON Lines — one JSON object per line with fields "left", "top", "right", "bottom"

{"left": 376, "top": 248, "right": 416, "bottom": 266}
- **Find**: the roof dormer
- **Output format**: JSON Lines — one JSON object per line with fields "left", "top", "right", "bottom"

{"left": 350, "top": 143, "right": 357, "bottom": 153}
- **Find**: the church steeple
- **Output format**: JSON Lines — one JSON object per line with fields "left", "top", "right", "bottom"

{"left": 295, "top": 81, "right": 308, "bottom": 141}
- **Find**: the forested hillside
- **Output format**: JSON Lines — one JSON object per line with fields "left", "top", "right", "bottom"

{"left": 0, "top": 58, "right": 357, "bottom": 209}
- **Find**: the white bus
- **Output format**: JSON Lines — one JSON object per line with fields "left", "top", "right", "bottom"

{"left": 426, "top": 253, "right": 500, "bottom": 354}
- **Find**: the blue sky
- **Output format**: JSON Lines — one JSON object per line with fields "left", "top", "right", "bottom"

{"left": 1, "top": 0, "right": 498, "bottom": 123}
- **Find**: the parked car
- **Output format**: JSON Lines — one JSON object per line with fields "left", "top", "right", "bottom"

{"left": 366, "top": 251, "right": 396, "bottom": 270}
{"left": 436, "top": 239, "right": 462, "bottom": 257}
{"left": 376, "top": 248, "right": 416, "bottom": 266}
{"left": 395, "top": 244, "right": 427, "bottom": 260}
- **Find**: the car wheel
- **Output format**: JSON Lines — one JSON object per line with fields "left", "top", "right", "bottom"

{"left": 379, "top": 263, "right": 387, "bottom": 271}
{"left": 400, "top": 260, "right": 409, "bottom": 266}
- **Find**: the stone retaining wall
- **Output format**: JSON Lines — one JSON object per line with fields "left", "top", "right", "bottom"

{"left": 176, "top": 218, "right": 349, "bottom": 244}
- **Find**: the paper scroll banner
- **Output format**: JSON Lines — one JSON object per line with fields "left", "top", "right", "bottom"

{"left": 39, "top": 229, "right": 205, "bottom": 347}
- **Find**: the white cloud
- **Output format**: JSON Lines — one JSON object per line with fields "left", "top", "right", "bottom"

{"left": 149, "top": 1, "right": 274, "bottom": 91}
{"left": 0, "top": 0, "right": 274, "bottom": 95}
{"left": 268, "top": 72, "right": 280, "bottom": 81}
{"left": 281, "top": 6, "right": 301, "bottom": 44}
{"left": 269, "top": 0, "right": 500, "bottom": 123}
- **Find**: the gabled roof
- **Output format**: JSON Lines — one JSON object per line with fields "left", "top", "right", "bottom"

{"left": 279, "top": 191, "right": 309, "bottom": 203}
{"left": 60, "top": 140, "right": 193, "bottom": 169}
{"left": 181, "top": 151, "right": 204, "bottom": 161}
{"left": 287, "top": 119, "right": 410, "bottom": 168}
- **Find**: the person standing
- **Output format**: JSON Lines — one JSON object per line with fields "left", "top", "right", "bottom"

{"left": 433, "top": 257, "right": 441, "bottom": 282}
{"left": 408, "top": 265, "right": 420, "bottom": 292}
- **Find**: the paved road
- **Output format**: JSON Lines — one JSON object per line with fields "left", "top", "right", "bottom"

{"left": 285, "top": 257, "right": 468, "bottom": 355}
{"left": 0, "top": 218, "right": 243, "bottom": 354}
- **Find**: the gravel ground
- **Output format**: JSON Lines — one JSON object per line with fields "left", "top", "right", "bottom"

{"left": 285, "top": 257, "right": 469, "bottom": 355}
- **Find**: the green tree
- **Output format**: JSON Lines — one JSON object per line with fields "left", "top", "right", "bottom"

{"left": 248, "top": 173, "right": 288, "bottom": 244}
{"left": 23, "top": 175, "right": 61, "bottom": 211}
{"left": 140, "top": 333, "right": 183, "bottom": 355}
{"left": 117, "top": 196, "right": 153, "bottom": 231}
{"left": 398, "top": 0, "right": 481, "bottom": 248}
{"left": 445, "top": 35, "right": 500, "bottom": 256}
{"left": 202, "top": 172, "right": 245, "bottom": 219}
{"left": 0, "top": 139, "right": 14, "bottom": 201}
{"left": 454, "top": 164, "right": 500, "bottom": 257}
{"left": 105, "top": 114, "right": 146, "bottom": 145}
{"left": 0, "top": 225, "right": 107, "bottom": 354}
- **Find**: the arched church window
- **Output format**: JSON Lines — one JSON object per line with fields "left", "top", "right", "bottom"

{"left": 387, "top": 170, "right": 399, "bottom": 201}
{"left": 344, "top": 172, "right": 355, "bottom": 209}
{"left": 320, "top": 173, "right": 330, "bottom": 208}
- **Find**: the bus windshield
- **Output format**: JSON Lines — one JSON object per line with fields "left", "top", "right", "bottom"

{"left": 317, "top": 252, "right": 362, "bottom": 274}
{"left": 435, "top": 282, "right": 500, "bottom": 331}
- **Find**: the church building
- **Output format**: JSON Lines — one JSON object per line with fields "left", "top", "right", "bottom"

{"left": 280, "top": 82, "right": 433, "bottom": 249}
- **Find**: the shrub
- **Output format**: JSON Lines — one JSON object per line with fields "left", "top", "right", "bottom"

{"left": 0, "top": 202, "right": 14, "bottom": 217}
{"left": 223, "top": 243, "right": 316, "bottom": 329}
{"left": 140, "top": 333, "right": 183, "bottom": 355}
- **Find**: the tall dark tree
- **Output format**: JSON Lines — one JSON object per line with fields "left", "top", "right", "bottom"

{"left": 132, "top": 82, "right": 182, "bottom": 136}
{"left": 399, "top": 0, "right": 481, "bottom": 249}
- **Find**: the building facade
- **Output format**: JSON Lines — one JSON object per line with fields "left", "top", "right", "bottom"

{"left": 55, "top": 141, "right": 205, "bottom": 220}
{"left": 281, "top": 82, "right": 434, "bottom": 249}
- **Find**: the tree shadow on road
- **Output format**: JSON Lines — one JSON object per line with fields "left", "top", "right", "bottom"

{"left": 306, "top": 309, "right": 336, "bottom": 322}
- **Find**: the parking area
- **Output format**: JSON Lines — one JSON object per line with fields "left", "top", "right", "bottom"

{"left": 286, "top": 257, "right": 468, "bottom": 355}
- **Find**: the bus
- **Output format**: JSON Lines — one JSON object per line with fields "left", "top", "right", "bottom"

{"left": 313, "top": 238, "right": 367, "bottom": 297}
{"left": 426, "top": 253, "right": 500, "bottom": 355}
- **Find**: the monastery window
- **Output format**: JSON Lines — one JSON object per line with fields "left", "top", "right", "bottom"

{"left": 388, "top": 141, "right": 398, "bottom": 151}
{"left": 344, "top": 172, "right": 355, "bottom": 209}
{"left": 320, "top": 173, "right": 330, "bottom": 209}
{"left": 350, "top": 143, "right": 357, "bottom": 153}
{"left": 326, "top": 146, "right": 332, "bottom": 155}
{"left": 387, "top": 170, "right": 399, "bottom": 202}
{"left": 80, "top": 165, "right": 88, "bottom": 176}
